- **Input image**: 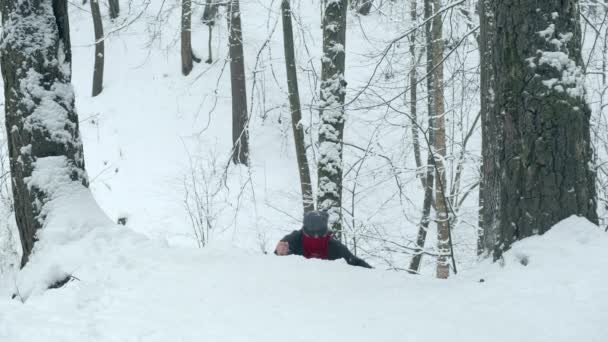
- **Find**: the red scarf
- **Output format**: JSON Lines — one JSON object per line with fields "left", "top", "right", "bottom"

{"left": 302, "top": 233, "right": 331, "bottom": 259}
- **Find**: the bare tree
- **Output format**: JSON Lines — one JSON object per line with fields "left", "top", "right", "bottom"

{"left": 281, "top": 0, "right": 314, "bottom": 213}
{"left": 428, "top": 0, "right": 449, "bottom": 279}
{"left": 91, "top": 0, "right": 104, "bottom": 96}
{"left": 0, "top": 0, "right": 89, "bottom": 267}
{"left": 408, "top": 0, "right": 436, "bottom": 274}
{"left": 318, "top": 0, "right": 347, "bottom": 237}
{"left": 480, "top": 0, "right": 598, "bottom": 259}
{"left": 228, "top": 0, "right": 249, "bottom": 165}
{"left": 181, "top": 0, "right": 200, "bottom": 76}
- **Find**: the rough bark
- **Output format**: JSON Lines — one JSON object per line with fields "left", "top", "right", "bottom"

{"left": 0, "top": 0, "right": 88, "bottom": 267}
{"left": 281, "top": 0, "right": 314, "bottom": 213}
{"left": 429, "top": 0, "right": 449, "bottom": 279}
{"left": 90, "top": 0, "right": 104, "bottom": 97}
{"left": 478, "top": 0, "right": 499, "bottom": 256}
{"left": 109, "top": 0, "right": 120, "bottom": 19}
{"left": 409, "top": 0, "right": 425, "bottom": 190}
{"left": 228, "top": 0, "right": 249, "bottom": 165}
{"left": 318, "top": 0, "right": 347, "bottom": 237}
{"left": 181, "top": 0, "right": 200, "bottom": 76}
{"left": 480, "top": 0, "right": 598, "bottom": 260}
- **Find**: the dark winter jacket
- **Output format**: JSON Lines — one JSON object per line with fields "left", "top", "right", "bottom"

{"left": 276, "top": 230, "right": 372, "bottom": 268}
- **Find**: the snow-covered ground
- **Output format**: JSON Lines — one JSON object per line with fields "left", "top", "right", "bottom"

{"left": 0, "top": 216, "right": 606, "bottom": 341}
{"left": 0, "top": 1, "right": 607, "bottom": 340}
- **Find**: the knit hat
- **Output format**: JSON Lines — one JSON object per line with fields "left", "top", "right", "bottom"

{"left": 302, "top": 211, "right": 329, "bottom": 237}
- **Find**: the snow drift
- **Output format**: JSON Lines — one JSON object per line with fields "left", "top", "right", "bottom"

{"left": 0, "top": 216, "right": 606, "bottom": 342}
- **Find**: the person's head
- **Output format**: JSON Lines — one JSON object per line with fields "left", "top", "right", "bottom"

{"left": 302, "top": 211, "right": 329, "bottom": 238}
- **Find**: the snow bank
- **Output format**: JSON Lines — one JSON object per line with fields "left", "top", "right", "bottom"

{"left": 0, "top": 216, "right": 606, "bottom": 341}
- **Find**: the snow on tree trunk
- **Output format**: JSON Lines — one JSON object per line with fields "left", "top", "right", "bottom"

{"left": 281, "top": 0, "right": 314, "bottom": 213}
{"left": 0, "top": 0, "right": 91, "bottom": 267}
{"left": 428, "top": 0, "right": 449, "bottom": 279}
{"left": 90, "top": 0, "right": 104, "bottom": 97}
{"left": 480, "top": 0, "right": 598, "bottom": 260}
{"left": 318, "top": 0, "right": 347, "bottom": 237}
{"left": 228, "top": 0, "right": 249, "bottom": 165}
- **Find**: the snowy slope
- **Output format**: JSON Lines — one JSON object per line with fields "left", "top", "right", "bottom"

{"left": 0, "top": 216, "right": 607, "bottom": 342}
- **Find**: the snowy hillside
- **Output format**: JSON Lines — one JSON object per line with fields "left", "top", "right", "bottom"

{"left": 0, "top": 0, "right": 607, "bottom": 341}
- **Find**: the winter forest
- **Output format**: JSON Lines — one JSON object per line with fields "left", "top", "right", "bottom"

{"left": 0, "top": 0, "right": 606, "bottom": 340}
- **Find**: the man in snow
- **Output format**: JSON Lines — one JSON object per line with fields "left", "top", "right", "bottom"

{"left": 274, "top": 211, "right": 372, "bottom": 268}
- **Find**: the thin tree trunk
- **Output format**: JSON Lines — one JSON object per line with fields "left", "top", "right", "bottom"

{"left": 0, "top": 0, "right": 89, "bottom": 267}
{"left": 281, "top": 0, "right": 314, "bottom": 213}
{"left": 430, "top": 0, "right": 449, "bottom": 280}
{"left": 206, "top": 26, "right": 213, "bottom": 63}
{"left": 408, "top": 0, "right": 425, "bottom": 190}
{"left": 481, "top": 0, "right": 598, "bottom": 259}
{"left": 181, "top": 0, "right": 200, "bottom": 76}
{"left": 203, "top": 0, "right": 218, "bottom": 64}
{"left": 228, "top": 0, "right": 249, "bottom": 165}
{"left": 109, "top": 0, "right": 120, "bottom": 19}
{"left": 91, "top": 0, "right": 104, "bottom": 97}
{"left": 318, "top": 0, "right": 347, "bottom": 238}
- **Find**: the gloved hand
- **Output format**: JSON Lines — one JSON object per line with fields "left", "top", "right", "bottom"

{"left": 275, "top": 241, "right": 290, "bottom": 255}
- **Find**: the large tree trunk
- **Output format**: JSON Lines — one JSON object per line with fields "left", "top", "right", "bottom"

{"left": 91, "top": 0, "right": 104, "bottom": 97}
{"left": 181, "top": 0, "right": 200, "bottom": 76}
{"left": 0, "top": 0, "right": 89, "bottom": 267}
{"left": 281, "top": 0, "right": 314, "bottom": 213}
{"left": 109, "top": 0, "right": 120, "bottom": 19}
{"left": 318, "top": 0, "right": 347, "bottom": 237}
{"left": 228, "top": 0, "right": 249, "bottom": 165}
{"left": 480, "top": 0, "right": 598, "bottom": 260}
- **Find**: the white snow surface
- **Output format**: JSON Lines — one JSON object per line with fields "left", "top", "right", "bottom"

{"left": 0, "top": 216, "right": 606, "bottom": 341}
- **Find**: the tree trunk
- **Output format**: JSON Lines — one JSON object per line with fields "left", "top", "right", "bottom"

{"left": 0, "top": 0, "right": 89, "bottom": 267}
{"left": 478, "top": 0, "right": 499, "bottom": 257}
{"left": 281, "top": 0, "right": 314, "bottom": 213}
{"left": 480, "top": 0, "right": 598, "bottom": 260}
{"left": 354, "top": 0, "right": 373, "bottom": 16}
{"left": 202, "top": 0, "right": 218, "bottom": 64}
{"left": 408, "top": 0, "right": 434, "bottom": 274}
{"left": 181, "top": 0, "right": 200, "bottom": 76}
{"left": 91, "top": 0, "right": 104, "bottom": 97}
{"left": 109, "top": 0, "right": 120, "bottom": 19}
{"left": 318, "top": 0, "right": 347, "bottom": 237}
{"left": 408, "top": 0, "right": 425, "bottom": 190}
{"left": 428, "top": 0, "right": 449, "bottom": 279}
{"left": 228, "top": 0, "right": 249, "bottom": 165}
